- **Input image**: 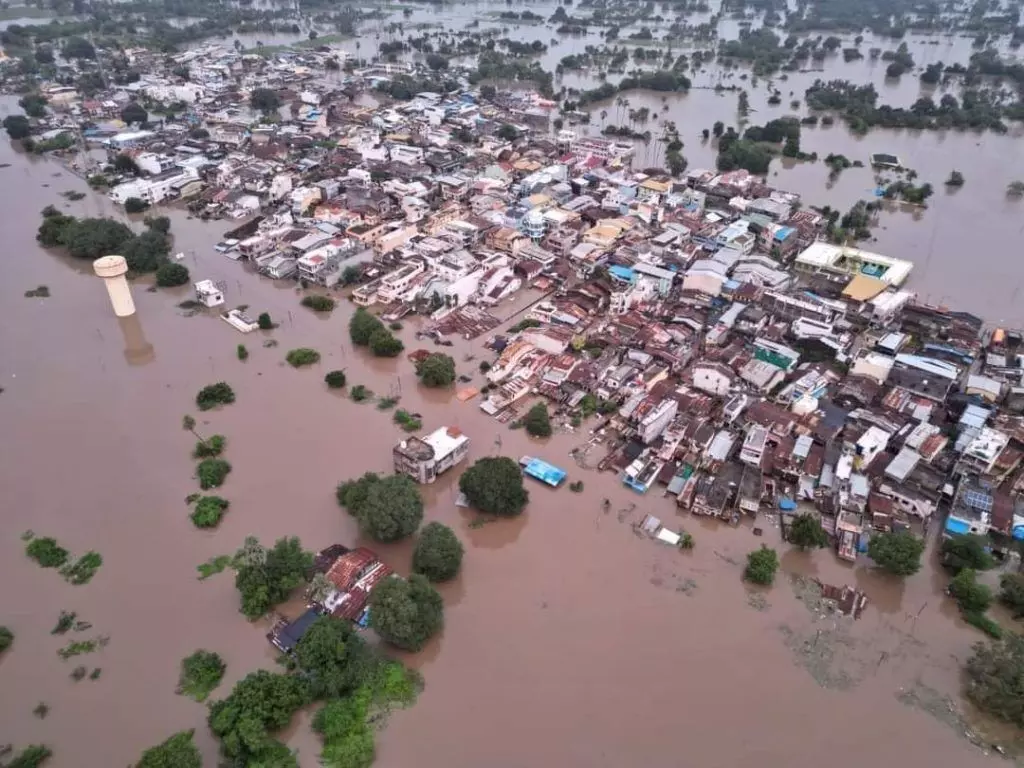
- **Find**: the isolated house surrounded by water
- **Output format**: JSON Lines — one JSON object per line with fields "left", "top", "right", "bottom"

{"left": 393, "top": 426, "right": 470, "bottom": 484}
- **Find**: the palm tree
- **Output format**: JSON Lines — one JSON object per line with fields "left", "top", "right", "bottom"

{"left": 600, "top": 109, "right": 607, "bottom": 127}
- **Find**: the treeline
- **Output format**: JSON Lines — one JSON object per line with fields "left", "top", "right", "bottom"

{"left": 572, "top": 70, "right": 691, "bottom": 108}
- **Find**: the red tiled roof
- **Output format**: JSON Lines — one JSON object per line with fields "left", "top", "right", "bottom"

{"left": 326, "top": 548, "right": 377, "bottom": 591}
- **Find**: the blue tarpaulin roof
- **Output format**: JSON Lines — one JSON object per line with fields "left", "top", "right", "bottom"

{"left": 609, "top": 265, "right": 634, "bottom": 281}
{"left": 523, "top": 458, "right": 567, "bottom": 488}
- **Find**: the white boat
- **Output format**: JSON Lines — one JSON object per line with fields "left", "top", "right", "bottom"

{"left": 174, "top": 251, "right": 185, "bottom": 260}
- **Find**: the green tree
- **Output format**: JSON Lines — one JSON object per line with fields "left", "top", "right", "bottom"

{"left": 196, "top": 459, "right": 231, "bottom": 490}
{"left": 950, "top": 568, "right": 992, "bottom": 613}
{"left": 135, "top": 730, "right": 201, "bottom": 768}
{"left": 155, "top": 262, "right": 189, "bottom": 287}
{"left": 301, "top": 295, "right": 335, "bottom": 312}
{"left": 0, "top": 626, "right": 12, "bottom": 653}
{"left": 480, "top": 84, "right": 497, "bottom": 100}
{"left": 190, "top": 496, "right": 229, "bottom": 528}
{"left": 18, "top": 93, "right": 48, "bottom": 118}
{"left": 233, "top": 537, "right": 313, "bottom": 619}
{"left": 355, "top": 474, "right": 423, "bottom": 542}
{"left": 63, "top": 35, "right": 95, "bottom": 59}
{"left": 196, "top": 382, "right": 235, "bottom": 410}
{"left": 60, "top": 217, "right": 134, "bottom": 259}
{"left": 459, "top": 457, "right": 529, "bottom": 517}
{"left": 208, "top": 670, "right": 308, "bottom": 764}
{"left": 257, "top": 312, "right": 274, "bottom": 330}
{"left": 325, "top": 370, "right": 347, "bottom": 389}
{"left": 177, "top": 651, "right": 226, "bottom": 702}
{"left": 369, "top": 574, "right": 443, "bottom": 652}
{"left": 945, "top": 170, "right": 965, "bottom": 187}
{"left": 368, "top": 329, "right": 403, "bottom": 357}
{"left": 523, "top": 402, "right": 552, "bottom": 437}
{"left": 295, "top": 616, "right": 372, "bottom": 699}
{"left": 145, "top": 215, "right": 171, "bottom": 234}
{"left": 336, "top": 472, "right": 381, "bottom": 514}
{"left": 313, "top": 692, "right": 375, "bottom": 768}
{"left": 412, "top": 522, "right": 463, "bottom": 582}
{"left": 744, "top": 545, "right": 779, "bottom": 585}
{"left": 3, "top": 115, "right": 31, "bottom": 140}
{"left": 113, "top": 153, "right": 139, "bottom": 174}
{"left": 120, "top": 101, "right": 148, "bottom": 125}
{"left": 496, "top": 123, "right": 520, "bottom": 141}
{"left": 250, "top": 88, "right": 281, "bottom": 113}
{"left": 999, "top": 573, "right": 1024, "bottom": 618}
{"left": 123, "top": 229, "right": 171, "bottom": 272}
{"left": 665, "top": 150, "right": 687, "bottom": 176}
{"left": 416, "top": 354, "right": 456, "bottom": 387}
{"left": 965, "top": 634, "right": 1024, "bottom": 726}
{"left": 349, "top": 308, "right": 385, "bottom": 346}
{"left": 868, "top": 531, "right": 924, "bottom": 576}
{"left": 26, "top": 537, "right": 69, "bottom": 568}
{"left": 940, "top": 535, "right": 994, "bottom": 572}
{"left": 787, "top": 513, "right": 829, "bottom": 550}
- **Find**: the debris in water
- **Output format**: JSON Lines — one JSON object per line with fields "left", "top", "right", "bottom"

{"left": 896, "top": 680, "right": 988, "bottom": 751}
{"left": 32, "top": 703, "right": 49, "bottom": 719}
{"left": 747, "top": 592, "right": 770, "bottom": 611}
{"left": 24, "top": 285, "right": 50, "bottom": 298}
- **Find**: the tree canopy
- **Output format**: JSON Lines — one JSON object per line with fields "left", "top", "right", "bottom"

{"left": 369, "top": 574, "right": 444, "bottom": 651}
{"left": 178, "top": 650, "right": 226, "bottom": 702}
{"left": 868, "top": 531, "right": 924, "bottom": 576}
{"left": 412, "top": 522, "right": 464, "bottom": 582}
{"left": 416, "top": 354, "right": 456, "bottom": 388}
{"left": 250, "top": 88, "right": 281, "bottom": 114}
{"left": 295, "top": 616, "right": 373, "bottom": 700}
{"left": 787, "top": 513, "right": 829, "bottom": 550}
{"left": 196, "top": 382, "right": 235, "bottom": 410}
{"left": 208, "top": 670, "right": 307, "bottom": 765}
{"left": 940, "top": 535, "right": 995, "bottom": 573}
{"left": 121, "top": 101, "right": 148, "bottom": 125}
{"left": 999, "top": 573, "right": 1024, "bottom": 618}
{"left": 63, "top": 35, "right": 95, "bottom": 59}
{"left": 155, "top": 262, "right": 190, "bottom": 287}
{"left": 965, "top": 633, "right": 1024, "bottom": 726}
{"left": 337, "top": 472, "right": 423, "bottom": 542}
{"left": 135, "top": 730, "right": 201, "bottom": 768}
{"left": 349, "top": 308, "right": 385, "bottom": 346}
{"left": 744, "top": 545, "right": 779, "bottom": 585}
{"left": 368, "top": 328, "right": 404, "bottom": 357}
{"left": 233, "top": 536, "right": 313, "bottom": 619}
{"left": 458, "top": 457, "right": 529, "bottom": 517}
{"left": 3, "top": 114, "right": 31, "bottom": 140}
{"left": 949, "top": 568, "right": 992, "bottom": 614}
{"left": 523, "top": 402, "right": 552, "bottom": 438}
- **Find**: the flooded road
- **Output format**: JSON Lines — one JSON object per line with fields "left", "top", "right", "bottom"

{"left": 0, "top": 108, "right": 1016, "bottom": 766}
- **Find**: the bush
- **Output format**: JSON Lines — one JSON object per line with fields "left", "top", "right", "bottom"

{"left": 61, "top": 552, "right": 102, "bottom": 585}
{"left": 744, "top": 546, "right": 779, "bottom": 585}
{"left": 325, "top": 370, "right": 347, "bottom": 389}
{"left": 965, "top": 633, "right": 1024, "bottom": 724}
{"left": 301, "top": 295, "right": 336, "bottom": 312}
{"left": 195, "top": 382, "right": 235, "bottom": 411}
{"left": 349, "top": 308, "right": 384, "bottom": 346}
{"left": 569, "top": 480, "right": 584, "bottom": 492}
{"left": 416, "top": 354, "right": 456, "bottom": 387}
{"left": 0, "top": 626, "right": 13, "bottom": 653}
{"left": 964, "top": 611, "right": 1003, "bottom": 639}
{"left": 479, "top": 361, "right": 491, "bottom": 373}
{"left": 412, "top": 522, "right": 464, "bottom": 582}
{"left": 197, "top": 459, "right": 232, "bottom": 490}
{"left": 350, "top": 385, "right": 373, "bottom": 402}
{"left": 236, "top": 344, "right": 249, "bottom": 361}
{"left": 369, "top": 574, "right": 443, "bottom": 651}
{"left": 286, "top": 348, "right": 321, "bottom": 367}
{"left": 524, "top": 402, "right": 552, "bottom": 438}
{"left": 393, "top": 409, "right": 422, "bottom": 432}
{"left": 26, "top": 537, "right": 69, "bottom": 568}
{"left": 136, "top": 730, "right": 201, "bottom": 768}
{"left": 368, "top": 329, "right": 404, "bottom": 357}
{"left": 6, "top": 746, "right": 53, "bottom": 768}
{"left": 155, "top": 262, "right": 190, "bottom": 288}
{"left": 178, "top": 651, "right": 226, "bottom": 702}
{"left": 459, "top": 457, "right": 529, "bottom": 517}
{"left": 868, "top": 531, "right": 924, "bottom": 576}
{"left": 191, "top": 496, "right": 230, "bottom": 528}
{"left": 257, "top": 312, "right": 274, "bottom": 330}
{"left": 949, "top": 568, "right": 992, "bottom": 614}
{"left": 124, "top": 197, "right": 150, "bottom": 214}
{"left": 192, "top": 435, "right": 226, "bottom": 459}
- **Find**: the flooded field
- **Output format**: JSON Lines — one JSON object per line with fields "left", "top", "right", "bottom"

{"left": 0, "top": 111, "right": 1019, "bottom": 765}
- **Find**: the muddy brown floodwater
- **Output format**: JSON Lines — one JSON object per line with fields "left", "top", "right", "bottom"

{"left": 0, "top": 118, "right": 1016, "bottom": 766}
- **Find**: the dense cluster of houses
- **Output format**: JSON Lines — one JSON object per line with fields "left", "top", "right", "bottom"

{"left": 36, "top": 40, "right": 1023, "bottom": 566}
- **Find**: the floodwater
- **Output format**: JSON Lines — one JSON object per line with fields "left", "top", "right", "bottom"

{"left": 0, "top": 67, "right": 1019, "bottom": 768}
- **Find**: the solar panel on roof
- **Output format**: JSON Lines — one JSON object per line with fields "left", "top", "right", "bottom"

{"left": 964, "top": 489, "right": 993, "bottom": 512}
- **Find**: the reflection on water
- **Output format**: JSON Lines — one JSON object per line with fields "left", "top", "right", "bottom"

{"left": 118, "top": 313, "right": 155, "bottom": 366}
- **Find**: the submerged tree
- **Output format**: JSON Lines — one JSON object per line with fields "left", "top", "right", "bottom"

{"left": 233, "top": 537, "right": 312, "bottom": 619}
{"left": 868, "top": 531, "right": 924, "bottom": 576}
{"left": 787, "top": 513, "right": 829, "bottom": 550}
{"left": 135, "top": 730, "right": 201, "bottom": 768}
{"left": 369, "top": 574, "right": 444, "bottom": 652}
{"left": 412, "top": 522, "right": 464, "bottom": 582}
{"left": 744, "top": 546, "right": 779, "bottom": 585}
{"left": 458, "top": 457, "right": 529, "bottom": 517}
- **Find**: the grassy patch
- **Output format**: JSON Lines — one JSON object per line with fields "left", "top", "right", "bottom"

{"left": 197, "top": 458, "right": 232, "bottom": 490}
{"left": 376, "top": 396, "right": 399, "bottom": 410}
{"left": 286, "top": 347, "right": 321, "bottom": 367}
{"left": 350, "top": 384, "right": 374, "bottom": 403}
{"left": 192, "top": 434, "right": 226, "bottom": 459}
{"left": 26, "top": 537, "right": 69, "bottom": 568}
{"left": 393, "top": 409, "right": 422, "bottom": 432}
{"left": 197, "top": 554, "right": 233, "bottom": 580}
{"left": 57, "top": 636, "right": 107, "bottom": 660}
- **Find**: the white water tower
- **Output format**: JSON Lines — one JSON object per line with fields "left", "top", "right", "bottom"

{"left": 93, "top": 255, "right": 135, "bottom": 317}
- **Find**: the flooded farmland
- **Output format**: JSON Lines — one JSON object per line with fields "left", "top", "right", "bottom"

{"left": 0, "top": 100, "right": 1018, "bottom": 767}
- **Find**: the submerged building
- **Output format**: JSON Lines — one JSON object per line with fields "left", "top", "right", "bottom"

{"left": 393, "top": 426, "right": 470, "bottom": 483}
